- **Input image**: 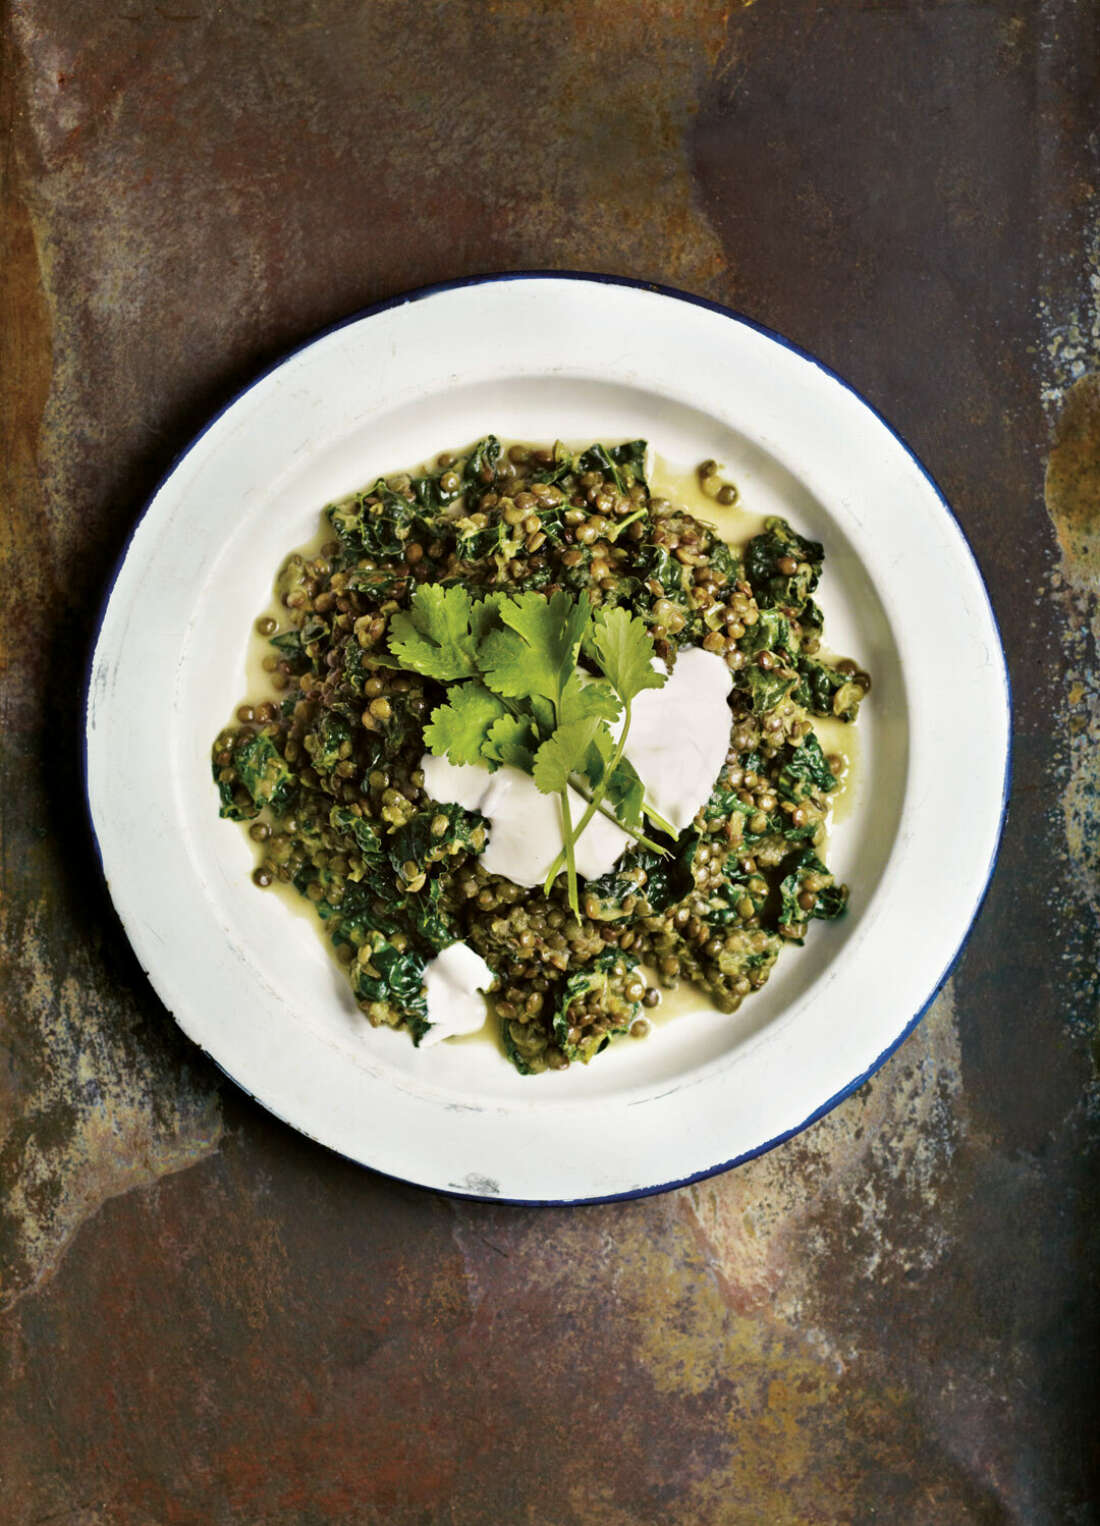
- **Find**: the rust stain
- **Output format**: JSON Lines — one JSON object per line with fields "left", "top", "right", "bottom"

{"left": 0, "top": 904, "right": 222, "bottom": 1311}
{"left": 1046, "top": 372, "right": 1100, "bottom": 580}
{"left": 684, "top": 982, "right": 963, "bottom": 1332}
{"left": 1041, "top": 217, "right": 1100, "bottom": 962}
{"left": 0, "top": 18, "right": 223, "bottom": 1312}
{"left": 445, "top": 988, "right": 978, "bottom": 1523}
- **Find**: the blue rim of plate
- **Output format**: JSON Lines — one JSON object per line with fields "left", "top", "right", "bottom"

{"left": 82, "top": 270, "right": 1014, "bottom": 1206}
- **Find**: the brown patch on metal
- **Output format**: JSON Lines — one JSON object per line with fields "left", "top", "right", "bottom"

{"left": 684, "top": 983, "right": 963, "bottom": 1323}
{"left": 1045, "top": 372, "right": 1100, "bottom": 580}
{"left": 0, "top": 904, "right": 223, "bottom": 1312}
{"left": 0, "top": 1141, "right": 474, "bottom": 1522}
{"left": 444, "top": 990, "right": 979, "bottom": 1523}
{"left": 1040, "top": 205, "right": 1100, "bottom": 955}
{"left": 0, "top": 22, "right": 222, "bottom": 1311}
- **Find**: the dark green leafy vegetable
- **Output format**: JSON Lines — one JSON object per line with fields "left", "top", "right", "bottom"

{"left": 778, "top": 850, "right": 848, "bottom": 942}
{"left": 706, "top": 537, "right": 741, "bottom": 588}
{"left": 795, "top": 658, "right": 865, "bottom": 722}
{"left": 352, "top": 933, "right": 429, "bottom": 1037}
{"left": 776, "top": 733, "right": 838, "bottom": 803}
{"left": 329, "top": 805, "right": 387, "bottom": 866}
{"left": 583, "top": 844, "right": 688, "bottom": 921}
{"left": 327, "top": 480, "right": 422, "bottom": 560}
{"left": 216, "top": 733, "right": 296, "bottom": 819}
{"left": 744, "top": 517, "right": 823, "bottom": 612}
{"left": 634, "top": 542, "right": 682, "bottom": 588}
{"left": 463, "top": 435, "right": 502, "bottom": 486}
{"left": 739, "top": 608, "right": 794, "bottom": 657}
{"left": 305, "top": 712, "right": 353, "bottom": 775}
{"left": 552, "top": 949, "right": 642, "bottom": 1063}
{"left": 710, "top": 794, "right": 818, "bottom": 851}
{"left": 740, "top": 664, "right": 798, "bottom": 715}
{"left": 387, "top": 802, "right": 486, "bottom": 878}
{"left": 454, "top": 519, "right": 521, "bottom": 565}
{"left": 717, "top": 859, "right": 770, "bottom": 920}
{"left": 529, "top": 441, "right": 574, "bottom": 487}
{"left": 343, "top": 564, "right": 410, "bottom": 600}
{"left": 576, "top": 440, "right": 648, "bottom": 495}
{"left": 409, "top": 878, "right": 455, "bottom": 951}
{"left": 502, "top": 1017, "right": 550, "bottom": 1076}
{"left": 269, "top": 629, "right": 310, "bottom": 673}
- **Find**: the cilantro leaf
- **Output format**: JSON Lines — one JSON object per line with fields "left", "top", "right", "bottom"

{"left": 481, "top": 591, "right": 591, "bottom": 704}
{"left": 531, "top": 718, "right": 603, "bottom": 796}
{"left": 591, "top": 606, "right": 666, "bottom": 704}
{"left": 483, "top": 713, "right": 539, "bottom": 771}
{"left": 469, "top": 592, "right": 508, "bottom": 643}
{"left": 423, "top": 683, "right": 507, "bottom": 766}
{"left": 387, "top": 585, "right": 482, "bottom": 681}
{"left": 604, "top": 756, "right": 646, "bottom": 830}
{"left": 557, "top": 670, "right": 621, "bottom": 728}
{"left": 528, "top": 695, "right": 556, "bottom": 735}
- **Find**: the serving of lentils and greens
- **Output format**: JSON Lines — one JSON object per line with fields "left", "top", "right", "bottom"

{"left": 212, "top": 437, "right": 870, "bottom": 1075}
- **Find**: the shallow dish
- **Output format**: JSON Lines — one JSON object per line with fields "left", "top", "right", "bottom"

{"left": 85, "top": 274, "right": 1010, "bottom": 1202}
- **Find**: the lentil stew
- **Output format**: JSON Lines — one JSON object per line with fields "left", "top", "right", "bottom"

{"left": 211, "top": 437, "right": 869, "bottom": 1074}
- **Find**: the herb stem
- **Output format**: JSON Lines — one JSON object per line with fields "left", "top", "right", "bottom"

{"left": 544, "top": 702, "right": 668, "bottom": 895}
{"left": 558, "top": 787, "right": 581, "bottom": 918}
{"left": 569, "top": 699, "right": 633, "bottom": 847}
{"left": 589, "top": 799, "right": 667, "bottom": 855}
{"left": 606, "top": 506, "right": 647, "bottom": 542}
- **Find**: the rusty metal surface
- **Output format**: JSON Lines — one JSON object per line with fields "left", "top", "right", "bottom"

{"left": 1, "top": 1, "right": 1097, "bottom": 1520}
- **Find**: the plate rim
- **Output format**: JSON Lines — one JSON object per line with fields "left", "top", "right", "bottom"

{"left": 82, "top": 269, "right": 1013, "bottom": 1204}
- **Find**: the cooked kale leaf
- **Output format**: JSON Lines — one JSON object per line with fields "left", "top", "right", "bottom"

{"left": 739, "top": 608, "right": 794, "bottom": 658}
{"left": 744, "top": 517, "right": 823, "bottom": 612}
{"left": 775, "top": 733, "right": 837, "bottom": 803}
{"left": 386, "top": 802, "right": 486, "bottom": 878}
{"left": 577, "top": 440, "right": 648, "bottom": 495}
{"left": 583, "top": 845, "right": 685, "bottom": 921}
{"left": 552, "top": 948, "right": 642, "bottom": 1064}
{"left": 352, "top": 932, "right": 429, "bottom": 1035}
{"left": 327, "top": 480, "right": 423, "bottom": 560}
{"left": 269, "top": 629, "right": 310, "bottom": 673}
{"left": 778, "top": 850, "right": 848, "bottom": 942}
{"left": 463, "top": 435, "right": 502, "bottom": 486}
{"left": 216, "top": 732, "right": 296, "bottom": 819}
{"left": 739, "top": 665, "right": 798, "bottom": 715}
{"left": 795, "top": 658, "right": 864, "bottom": 722}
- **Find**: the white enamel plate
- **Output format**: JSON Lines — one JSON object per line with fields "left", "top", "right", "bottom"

{"left": 85, "top": 275, "right": 1010, "bottom": 1202}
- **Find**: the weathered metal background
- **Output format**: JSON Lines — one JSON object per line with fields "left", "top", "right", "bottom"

{"left": 2, "top": 1, "right": 1097, "bottom": 1520}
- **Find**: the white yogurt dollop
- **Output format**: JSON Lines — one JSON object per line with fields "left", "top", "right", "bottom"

{"left": 420, "top": 941, "right": 496, "bottom": 1047}
{"left": 622, "top": 647, "right": 733, "bottom": 833}
{"left": 419, "top": 755, "right": 633, "bottom": 886}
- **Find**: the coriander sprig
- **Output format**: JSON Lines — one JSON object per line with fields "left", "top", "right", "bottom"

{"left": 387, "top": 583, "right": 668, "bottom": 916}
{"left": 540, "top": 606, "right": 666, "bottom": 895}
